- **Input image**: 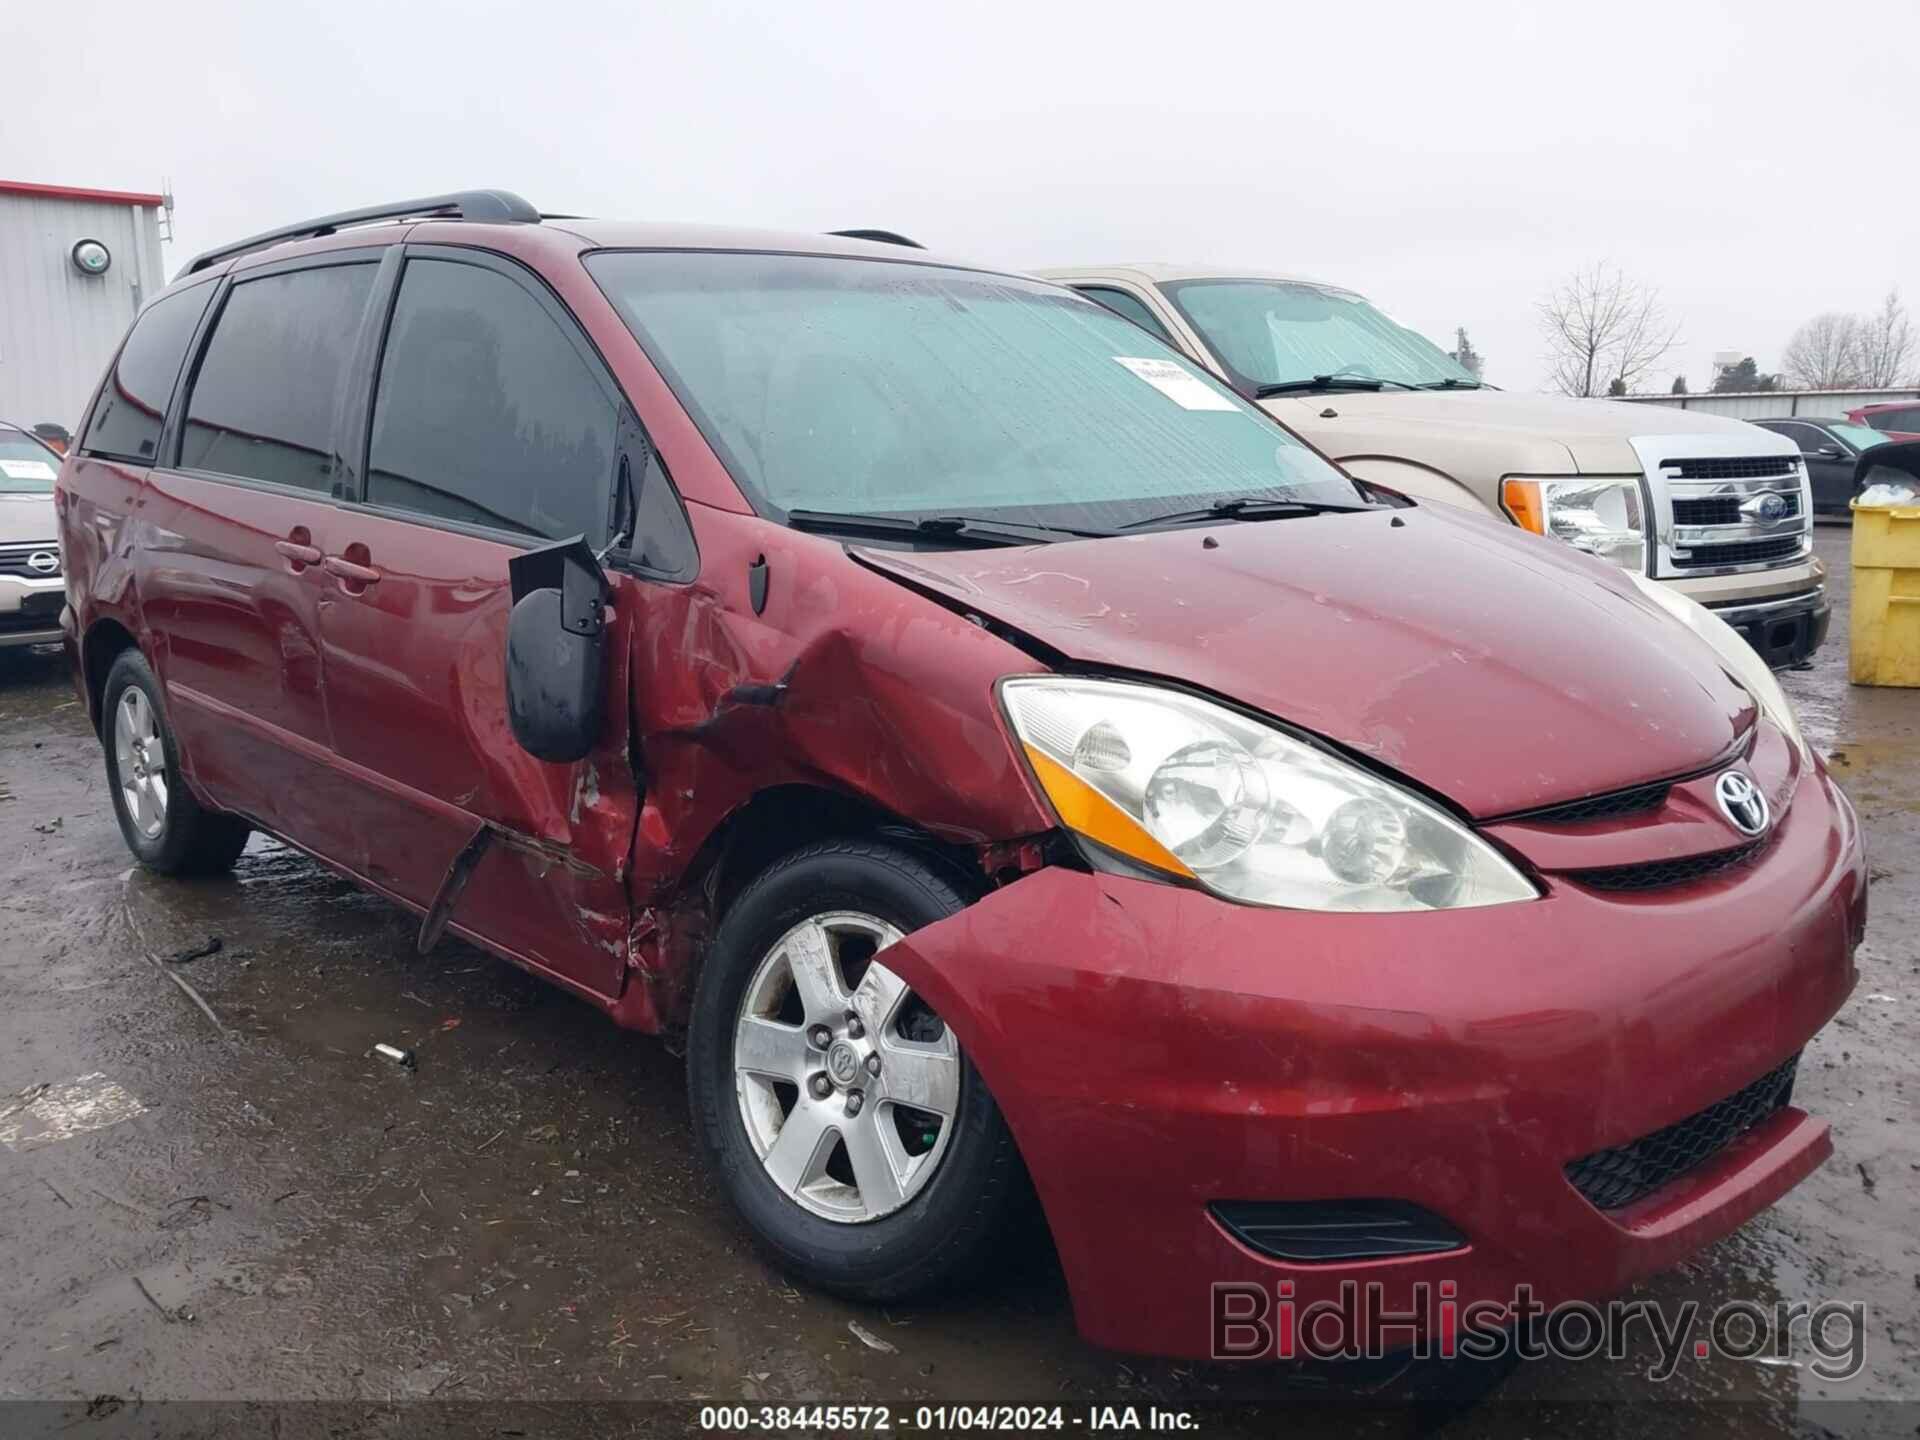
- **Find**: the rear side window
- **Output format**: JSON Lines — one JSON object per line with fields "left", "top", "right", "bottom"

{"left": 1076, "top": 286, "right": 1177, "bottom": 347}
{"left": 1869, "top": 406, "right": 1920, "bottom": 431}
{"left": 180, "top": 263, "right": 377, "bottom": 492}
{"left": 82, "top": 284, "right": 214, "bottom": 462}
{"left": 366, "top": 259, "right": 616, "bottom": 542}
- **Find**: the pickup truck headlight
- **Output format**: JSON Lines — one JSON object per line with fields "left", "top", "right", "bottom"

{"left": 1001, "top": 677, "right": 1537, "bottom": 912}
{"left": 1502, "top": 477, "right": 1647, "bottom": 572}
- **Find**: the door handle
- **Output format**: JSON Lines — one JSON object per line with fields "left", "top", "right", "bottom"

{"left": 275, "top": 538, "right": 322, "bottom": 567}
{"left": 322, "top": 555, "right": 382, "bottom": 585}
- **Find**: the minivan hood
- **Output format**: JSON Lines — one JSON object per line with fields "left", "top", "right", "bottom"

{"left": 0, "top": 494, "right": 57, "bottom": 546}
{"left": 1262, "top": 388, "right": 1792, "bottom": 476}
{"left": 855, "top": 504, "right": 1754, "bottom": 818}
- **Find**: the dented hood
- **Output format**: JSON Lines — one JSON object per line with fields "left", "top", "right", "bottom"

{"left": 855, "top": 505, "right": 1755, "bottom": 818}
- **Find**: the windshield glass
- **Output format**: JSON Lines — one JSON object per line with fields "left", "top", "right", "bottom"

{"left": 1161, "top": 279, "right": 1478, "bottom": 392}
{"left": 0, "top": 433, "right": 60, "bottom": 494}
{"left": 585, "top": 253, "right": 1363, "bottom": 532}
{"left": 1830, "top": 423, "right": 1887, "bottom": 452}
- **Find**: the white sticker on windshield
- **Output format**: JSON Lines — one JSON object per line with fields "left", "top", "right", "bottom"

{"left": 1112, "top": 357, "right": 1238, "bottom": 412}
{"left": 0, "top": 459, "right": 56, "bottom": 481}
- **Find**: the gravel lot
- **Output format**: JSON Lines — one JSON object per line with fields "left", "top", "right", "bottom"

{"left": 1, "top": 524, "right": 1913, "bottom": 1437}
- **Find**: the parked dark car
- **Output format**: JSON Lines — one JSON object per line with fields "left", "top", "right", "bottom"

{"left": 54, "top": 191, "right": 1864, "bottom": 1365}
{"left": 1753, "top": 416, "right": 1889, "bottom": 515}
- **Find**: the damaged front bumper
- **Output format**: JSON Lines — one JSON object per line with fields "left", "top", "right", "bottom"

{"left": 878, "top": 767, "right": 1864, "bottom": 1360}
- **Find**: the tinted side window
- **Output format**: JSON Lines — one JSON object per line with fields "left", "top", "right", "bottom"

{"left": 1077, "top": 286, "right": 1177, "bottom": 346}
{"left": 82, "top": 284, "right": 215, "bottom": 462}
{"left": 1875, "top": 406, "right": 1920, "bottom": 431}
{"left": 1771, "top": 422, "right": 1823, "bottom": 453}
{"left": 367, "top": 259, "right": 615, "bottom": 541}
{"left": 180, "top": 264, "right": 377, "bottom": 491}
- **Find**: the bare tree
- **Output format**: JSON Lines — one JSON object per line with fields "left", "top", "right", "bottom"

{"left": 1538, "top": 263, "right": 1682, "bottom": 397}
{"left": 1781, "top": 312, "right": 1866, "bottom": 390}
{"left": 1855, "top": 290, "right": 1915, "bottom": 388}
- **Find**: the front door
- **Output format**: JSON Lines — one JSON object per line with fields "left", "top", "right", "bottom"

{"left": 315, "top": 250, "right": 642, "bottom": 1000}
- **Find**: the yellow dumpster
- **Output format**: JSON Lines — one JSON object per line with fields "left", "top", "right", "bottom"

{"left": 1850, "top": 499, "right": 1920, "bottom": 686}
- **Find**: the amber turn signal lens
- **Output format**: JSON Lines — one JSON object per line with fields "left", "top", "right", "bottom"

{"left": 1021, "top": 744, "right": 1196, "bottom": 880}
{"left": 1501, "top": 478, "right": 1545, "bottom": 534}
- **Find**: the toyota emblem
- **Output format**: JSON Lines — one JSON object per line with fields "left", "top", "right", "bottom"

{"left": 1715, "top": 770, "right": 1770, "bottom": 837}
{"left": 27, "top": 550, "right": 59, "bottom": 575}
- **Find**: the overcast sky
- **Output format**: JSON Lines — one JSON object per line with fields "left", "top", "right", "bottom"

{"left": 8, "top": 0, "right": 1917, "bottom": 393}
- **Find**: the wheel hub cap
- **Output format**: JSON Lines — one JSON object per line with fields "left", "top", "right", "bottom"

{"left": 826, "top": 1040, "right": 862, "bottom": 1087}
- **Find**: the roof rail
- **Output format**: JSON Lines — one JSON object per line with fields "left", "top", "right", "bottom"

{"left": 180, "top": 189, "right": 540, "bottom": 277}
{"left": 829, "top": 228, "right": 924, "bottom": 249}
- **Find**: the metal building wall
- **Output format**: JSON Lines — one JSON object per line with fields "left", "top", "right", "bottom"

{"left": 1621, "top": 387, "right": 1920, "bottom": 420}
{"left": 0, "top": 190, "right": 167, "bottom": 431}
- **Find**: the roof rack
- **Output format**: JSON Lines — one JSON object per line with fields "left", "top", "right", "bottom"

{"left": 829, "top": 229, "right": 924, "bottom": 249}
{"left": 180, "top": 189, "right": 540, "bottom": 277}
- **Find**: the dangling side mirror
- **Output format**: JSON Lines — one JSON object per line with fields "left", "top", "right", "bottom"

{"left": 505, "top": 535, "right": 608, "bottom": 763}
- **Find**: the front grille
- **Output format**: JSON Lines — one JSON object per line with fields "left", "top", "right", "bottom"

{"left": 1662, "top": 456, "right": 1799, "bottom": 481}
{"left": 0, "top": 543, "right": 61, "bottom": 579}
{"left": 1670, "top": 536, "right": 1806, "bottom": 569}
{"left": 1672, "top": 491, "right": 1801, "bottom": 527}
{"left": 1514, "top": 780, "right": 1671, "bottom": 826}
{"left": 1565, "top": 841, "right": 1763, "bottom": 892}
{"left": 1564, "top": 1053, "right": 1800, "bottom": 1210}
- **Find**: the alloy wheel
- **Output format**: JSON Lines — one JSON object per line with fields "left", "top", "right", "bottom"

{"left": 113, "top": 687, "right": 169, "bottom": 840}
{"left": 733, "top": 911, "right": 960, "bottom": 1223}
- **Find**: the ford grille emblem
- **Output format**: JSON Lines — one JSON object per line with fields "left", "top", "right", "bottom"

{"left": 1715, "top": 770, "right": 1770, "bottom": 837}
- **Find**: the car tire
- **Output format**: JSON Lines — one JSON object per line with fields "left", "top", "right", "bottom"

{"left": 688, "top": 838, "right": 1023, "bottom": 1302}
{"left": 101, "top": 650, "right": 251, "bottom": 875}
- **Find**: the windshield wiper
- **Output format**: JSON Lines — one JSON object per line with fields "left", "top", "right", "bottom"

{"left": 1254, "top": 373, "right": 1421, "bottom": 397}
{"left": 1118, "top": 497, "right": 1370, "bottom": 530}
{"left": 1416, "top": 378, "right": 1482, "bottom": 390}
{"left": 785, "top": 508, "right": 1107, "bottom": 547}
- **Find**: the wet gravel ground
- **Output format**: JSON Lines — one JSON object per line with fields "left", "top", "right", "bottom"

{"left": 0, "top": 525, "right": 1915, "bottom": 1438}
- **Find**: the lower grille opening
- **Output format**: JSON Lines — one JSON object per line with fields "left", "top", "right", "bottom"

{"left": 1209, "top": 1200, "right": 1466, "bottom": 1263}
{"left": 1671, "top": 536, "right": 1806, "bottom": 568}
{"left": 1564, "top": 1053, "right": 1800, "bottom": 1211}
{"left": 1563, "top": 841, "right": 1764, "bottom": 892}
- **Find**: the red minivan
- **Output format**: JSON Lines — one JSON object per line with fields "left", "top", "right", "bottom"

{"left": 57, "top": 192, "right": 1864, "bottom": 1362}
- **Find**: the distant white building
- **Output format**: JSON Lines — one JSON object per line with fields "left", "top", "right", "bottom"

{"left": 0, "top": 179, "right": 170, "bottom": 432}
{"left": 1621, "top": 386, "right": 1920, "bottom": 421}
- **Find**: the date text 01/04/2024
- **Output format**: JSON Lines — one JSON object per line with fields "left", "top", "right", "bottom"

{"left": 696, "top": 1405, "right": 1201, "bottom": 1432}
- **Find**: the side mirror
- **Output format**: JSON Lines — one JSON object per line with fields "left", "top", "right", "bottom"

{"left": 505, "top": 535, "right": 608, "bottom": 763}
{"left": 1817, "top": 446, "right": 1844, "bottom": 460}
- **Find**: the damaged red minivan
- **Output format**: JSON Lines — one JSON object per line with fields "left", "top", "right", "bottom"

{"left": 57, "top": 192, "right": 1864, "bottom": 1361}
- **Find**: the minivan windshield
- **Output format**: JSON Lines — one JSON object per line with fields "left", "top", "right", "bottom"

{"left": 0, "top": 432, "right": 60, "bottom": 494}
{"left": 1161, "top": 279, "right": 1481, "bottom": 394}
{"left": 585, "top": 252, "right": 1365, "bottom": 535}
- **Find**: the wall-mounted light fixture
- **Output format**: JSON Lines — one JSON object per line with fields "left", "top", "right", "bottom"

{"left": 70, "top": 238, "right": 112, "bottom": 277}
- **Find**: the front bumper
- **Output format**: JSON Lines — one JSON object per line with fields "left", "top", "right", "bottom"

{"left": 884, "top": 766, "right": 1864, "bottom": 1360}
{"left": 1706, "top": 585, "right": 1829, "bottom": 669}
{"left": 0, "top": 574, "right": 65, "bottom": 649}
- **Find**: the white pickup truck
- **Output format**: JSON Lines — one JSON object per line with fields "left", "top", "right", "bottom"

{"left": 1040, "top": 264, "right": 1828, "bottom": 667}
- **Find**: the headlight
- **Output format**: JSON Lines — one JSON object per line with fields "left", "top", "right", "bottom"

{"left": 1501, "top": 477, "right": 1647, "bottom": 572}
{"left": 1626, "top": 574, "right": 1809, "bottom": 764}
{"left": 1001, "top": 677, "right": 1538, "bottom": 912}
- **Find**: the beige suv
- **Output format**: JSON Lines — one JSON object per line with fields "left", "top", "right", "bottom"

{"left": 1039, "top": 264, "right": 1828, "bottom": 667}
